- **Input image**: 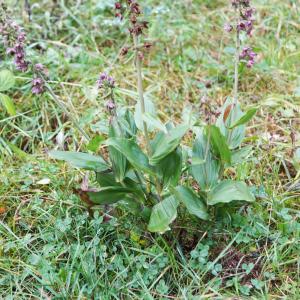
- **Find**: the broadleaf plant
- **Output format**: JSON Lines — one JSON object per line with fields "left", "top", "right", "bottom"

{"left": 0, "top": 69, "right": 16, "bottom": 116}
{"left": 47, "top": 0, "right": 258, "bottom": 234}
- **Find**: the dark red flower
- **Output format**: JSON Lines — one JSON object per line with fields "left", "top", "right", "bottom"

{"left": 115, "top": 2, "right": 122, "bottom": 9}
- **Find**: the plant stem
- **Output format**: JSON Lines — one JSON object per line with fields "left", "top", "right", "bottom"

{"left": 133, "top": 34, "right": 151, "bottom": 156}
{"left": 133, "top": 35, "right": 163, "bottom": 200}
{"left": 228, "top": 5, "right": 241, "bottom": 144}
{"left": 109, "top": 89, "right": 148, "bottom": 198}
{"left": 233, "top": 5, "right": 241, "bottom": 109}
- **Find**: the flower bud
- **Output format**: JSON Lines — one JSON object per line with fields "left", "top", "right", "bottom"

{"left": 130, "top": 15, "right": 137, "bottom": 24}
{"left": 97, "top": 72, "right": 115, "bottom": 89}
{"left": 224, "top": 23, "right": 233, "bottom": 32}
{"left": 115, "top": 2, "right": 122, "bottom": 9}
{"left": 143, "top": 42, "right": 152, "bottom": 49}
{"left": 106, "top": 100, "right": 116, "bottom": 111}
{"left": 31, "top": 77, "right": 45, "bottom": 95}
{"left": 121, "top": 47, "right": 129, "bottom": 56}
{"left": 138, "top": 51, "right": 144, "bottom": 60}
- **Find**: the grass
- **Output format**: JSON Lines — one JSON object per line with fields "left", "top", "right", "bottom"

{"left": 0, "top": 0, "right": 299, "bottom": 298}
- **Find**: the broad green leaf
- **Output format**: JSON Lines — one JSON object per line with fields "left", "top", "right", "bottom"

{"left": 142, "top": 113, "right": 167, "bottom": 133}
{"left": 182, "top": 104, "right": 198, "bottom": 126}
{"left": 293, "top": 148, "right": 300, "bottom": 171}
{"left": 105, "top": 138, "right": 155, "bottom": 176}
{"left": 122, "top": 197, "right": 152, "bottom": 221}
{"left": 121, "top": 197, "right": 143, "bottom": 215}
{"left": 96, "top": 172, "right": 145, "bottom": 199}
{"left": 0, "top": 70, "right": 15, "bottom": 92}
{"left": 150, "top": 131, "right": 165, "bottom": 151}
{"left": 294, "top": 87, "right": 300, "bottom": 97}
{"left": 147, "top": 196, "right": 179, "bottom": 233}
{"left": 208, "top": 180, "right": 255, "bottom": 205}
{"left": 96, "top": 172, "right": 119, "bottom": 187}
{"left": 4, "top": 140, "right": 28, "bottom": 159}
{"left": 191, "top": 132, "right": 220, "bottom": 191}
{"left": 141, "top": 206, "right": 152, "bottom": 221}
{"left": 86, "top": 135, "right": 105, "bottom": 152}
{"left": 207, "top": 125, "right": 231, "bottom": 164}
{"left": 87, "top": 186, "right": 134, "bottom": 205}
{"left": 90, "top": 119, "right": 109, "bottom": 135}
{"left": 134, "top": 98, "right": 157, "bottom": 132}
{"left": 157, "top": 147, "right": 182, "bottom": 188}
{"left": 216, "top": 98, "right": 245, "bottom": 149}
{"left": 124, "top": 109, "right": 137, "bottom": 135}
{"left": 0, "top": 93, "right": 16, "bottom": 116}
{"left": 116, "top": 108, "right": 138, "bottom": 137}
{"left": 165, "top": 121, "right": 175, "bottom": 131}
{"left": 152, "top": 132, "right": 182, "bottom": 187}
{"left": 229, "top": 108, "right": 257, "bottom": 129}
{"left": 173, "top": 186, "right": 209, "bottom": 220}
{"left": 49, "top": 151, "right": 109, "bottom": 172}
{"left": 108, "top": 120, "right": 128, "bottom": 182}
{"left": 150, "top": 124, "right": 188, "bottom": 165}
{"left": 230, "top": 146, "right": 252, "bottom": 165}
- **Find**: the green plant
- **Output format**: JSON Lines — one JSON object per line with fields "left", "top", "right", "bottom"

{"left": 0, "top": 69, "right": 16, "bottom": 116}
{"left": 1, "top": 0, "right": 300, "bottom": 298}
{"left": 48, "top": 0, "right": 257, "bottom": 233}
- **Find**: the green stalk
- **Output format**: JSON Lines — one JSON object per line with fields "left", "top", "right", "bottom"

{"left": 133, "top": 35, "right": 162, "bottom": 199}
{"left": 228, "top": 4, "right": 241, "bottom": 144}
{"left": 233, "top": 5, "right": 241, "bottom": 109}
{"left": 133, "top": 34, "right": 152, "bottom": 156}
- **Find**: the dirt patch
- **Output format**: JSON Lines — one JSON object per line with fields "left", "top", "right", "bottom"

{"left": 217, "top": 246, "right": 263, "bottom": 284}
{"left": 177, "top": 228, "right": 202, "bottom": 253}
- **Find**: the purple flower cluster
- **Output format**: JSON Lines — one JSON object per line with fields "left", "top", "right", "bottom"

{"left": 237, "top": 7, "right": 255, "bottom": 36}
{"left": 34, "top": 63, "right": 45, "bottom": 72}
{"left": 232, "top": 0, "right": 255, "bottom": 36}
{"left": 106, "top": 99, "right": 116, "bottom": 112}
{"left": 114, "top": 1, "right": 152, "bottom": 59}
{"left": 1, "top": 6, "right": 47, "bottom": 96}
{"left": 31, "top": 78, "right": 45, "bottom": 95}
{"left": 31, "top": 64, "right": 47, "bottom": 95}
{"left": 1, "top": 21, "right": 29, "bottom": 72}
{"left": 239, "top": 46, "right": 257, "bottom": 68}
{"left": 224, "top": 23, "right": 233, "bottom": 33}
{"left": 225, "top": 0, "right": 257, "bottom": 68}
{"left": 114, "top": 1, "right": 149, "bottom": 37}
{"left": 97, "top": 72, "right": 115, "bottom": 89}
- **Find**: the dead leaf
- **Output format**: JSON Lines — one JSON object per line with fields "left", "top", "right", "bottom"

{"left": 37, "top": 178, "right": 51, "bottom": 185}
{"left": 223, "top": 104, "right": 233, "bottom": 123}
{"left": 73, "top": 188, "right": 96, "bottom": 207}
